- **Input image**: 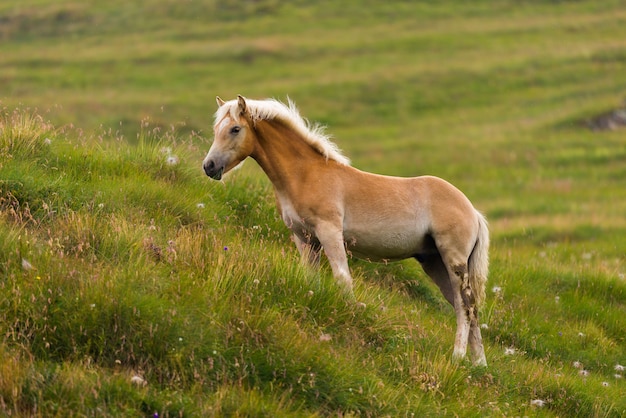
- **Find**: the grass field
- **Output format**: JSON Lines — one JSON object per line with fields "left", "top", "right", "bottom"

{"left": 2, "top": 0, "right": 626, "bottom": 416}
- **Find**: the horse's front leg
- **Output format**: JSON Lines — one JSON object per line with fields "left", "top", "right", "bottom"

{"left": 293, "top": 234, "right": 322, "bottom": 267}
{"left": 314, "top": 220, "right": 353, "bottom": 292}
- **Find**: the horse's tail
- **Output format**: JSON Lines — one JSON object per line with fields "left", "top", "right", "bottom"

{"left": 469, "top": 210, "right": 489, "bottom": 307}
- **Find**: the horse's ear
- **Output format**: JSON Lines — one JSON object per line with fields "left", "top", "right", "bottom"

{"left": 216, "top": 96, "right": 226, "bottom": 107}
{"left": 237, "top": 95, "right": 247, "bottom": 115}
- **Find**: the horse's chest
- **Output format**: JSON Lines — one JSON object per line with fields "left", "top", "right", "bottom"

{"left": 277, "top": 194, "right": 314, "bottom": 236}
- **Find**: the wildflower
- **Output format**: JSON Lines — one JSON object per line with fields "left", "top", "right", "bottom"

{"left": 554, "top": 296, "right": 560, "bottom": 303}
{"left": 573, "top": 361, "right": 583, "bottom": 369}
{"left": 98, "top": 203, "right": 105, "bottom": 209}
{"left": 44, "top": 138, "right": 52, "bottom": 145}
{"left": 579, "top": 369, "right": 590, "bottom": 377}
{"left": 491, "top": 286, "right": 502, "bottom": 294}
{"left": 166, "top": 155, "right": 179, "bottom": 165}
{"left": 319, "top": 333, "right": 332, "bottom": 342}
{"left": 504, "top": 347, "right": 516, "bottom": 356}
{"left": 130, "top": 375, "right": 147, "bottom": 386}
{"left": 253, "top": 279, "right": 260, "bottom": 286}
{"left": 602, "top": 381, "right": 610, "bottom": 387}
{"left": 578, "top": 332, "right": 585, "bottom": 338}
{"left": 530, "top": 399, "right": 546, "bottom": 408}
{"left": 21, "top": 258, "right": 35, "bottom": 271}
{"left": 196, "top": 203, "right": 205, "bottom": 209}
{"left": 614, "top": 374, "right": 622, "bottom": 379}
{"left": 480, "top": 323, "right": 489, "bottom": 330}
{"left": 223, "top": 246, "right": 229, "bottom": 251}
{"left": 615, "top": 364, "right": 625, "bottom": 372}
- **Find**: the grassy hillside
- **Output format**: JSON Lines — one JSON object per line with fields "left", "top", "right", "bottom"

{"left": 2, "top": 0, "right": 626, "bottom": 416}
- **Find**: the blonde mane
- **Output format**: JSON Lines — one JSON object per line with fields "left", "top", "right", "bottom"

{"left": 214, "top": 97, "right": 350, "bottom": 166}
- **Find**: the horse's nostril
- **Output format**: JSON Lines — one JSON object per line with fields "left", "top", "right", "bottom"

{"left": 204, "top": 160, "right": 215, "bottom": 176}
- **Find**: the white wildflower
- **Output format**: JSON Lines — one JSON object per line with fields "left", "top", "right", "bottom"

{"left": 614, "top": 364, "right": 625, "bottom": 372}
{"left": 573, "top": 361, "right": 583, "bottom": 369}
{"left": 554, "top": 296, "right": 560, "bottom": 303}
{"left": 578, "top": 332, "right": 585, "bottom": 338}
{"left": 21, "top": 258, "right": 35, "bottom": 271}
{"left": 530, "top": 399, "right": 546, "bottom": 408}
{"left": 579, "top": 369, "right": 590, "bottom": 377}
{"left": 614, "top": 374, "right": 622, "bottom": 379}
{"left": 480, "top": 323, "right": 489, "bottom": 330}
{"left": 491, "top": 286, "right": 502, "bottom": 294}
{"left": 44, "top": 138, "right": 52, "bottom": 145}
{"left": 166, "top": 155, "right": 179, "bottom": 165}
{"left": 196, "top": 203, "right": 205, "bottom": 209}
{"left": 130, "top": 375, "right": 147, "bottom": 386}
{"left": 504, "top": 347, "right": 516, "bottom": 356}
{"left": 602, "top": 381, "right": 610, "bottom": 387}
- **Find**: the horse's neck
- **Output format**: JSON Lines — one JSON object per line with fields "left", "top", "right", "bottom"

{"left": 251, "top": 119, "right": 326, "bottom": 193}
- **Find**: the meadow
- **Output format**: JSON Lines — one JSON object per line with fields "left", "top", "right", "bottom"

{"left": 1, "top": 0, "right": 626, "bottom": 416}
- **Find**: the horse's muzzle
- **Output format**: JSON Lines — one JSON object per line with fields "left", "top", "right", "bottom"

{"left": 203, "top": 160, "right": 224, "bottom": 180}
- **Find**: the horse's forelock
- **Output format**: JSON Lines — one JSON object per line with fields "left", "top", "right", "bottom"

{"left": 213, "top": 101, "right": 239, "bottom": 128}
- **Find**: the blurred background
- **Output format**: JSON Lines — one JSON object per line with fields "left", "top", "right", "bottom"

{"left": 3, "top": 0, "right": 626, "bottom": 221}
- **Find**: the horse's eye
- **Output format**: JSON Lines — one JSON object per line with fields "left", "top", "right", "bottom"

{"left": 229, "top": 126, "right": 241, "bottom": 135}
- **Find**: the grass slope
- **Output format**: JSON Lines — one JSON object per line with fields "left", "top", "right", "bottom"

{"left": 2, "top": 0, "right": 626, "bottom": 416}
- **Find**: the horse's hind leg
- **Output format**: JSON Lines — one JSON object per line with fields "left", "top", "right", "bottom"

{"left": 468, "top": 315, "right": 487, "bottom": 366}
{"left": 419, "top": 254, "right": 469, "bottom": 360}
{"left": 419, "top": 253, "right": 455, "bottom": 306}
{"left": 421, "top": 250, "right": 486, "bottom": 365}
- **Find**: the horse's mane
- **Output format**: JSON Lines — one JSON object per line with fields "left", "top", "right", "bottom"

{"left": 215, "top": 97, "right": 350, "bottom": 166}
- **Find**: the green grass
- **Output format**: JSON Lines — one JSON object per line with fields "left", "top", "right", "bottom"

{"left": 2, "top": 0, "right": 626, "bottom": 416}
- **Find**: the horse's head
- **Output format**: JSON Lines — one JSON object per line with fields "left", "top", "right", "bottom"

{"left": 203, "top": 95, "right": 255, "bottom": 180}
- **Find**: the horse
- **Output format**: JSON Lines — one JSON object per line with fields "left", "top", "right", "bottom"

{"left": 202, "top": 95, "right": 489, "bottom": 366}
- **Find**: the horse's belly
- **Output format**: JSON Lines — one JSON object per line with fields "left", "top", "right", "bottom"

{"left": 343, "top": 227, "right": 427, "bottom": 262}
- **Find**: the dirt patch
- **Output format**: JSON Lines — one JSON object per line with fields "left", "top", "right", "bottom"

{"left": 587, "top": 104, "right": 626, "bottom": 131}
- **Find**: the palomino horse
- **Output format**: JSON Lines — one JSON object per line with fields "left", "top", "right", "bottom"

{"left": 203, "top": 96, "right": 489, "bottom": 366}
